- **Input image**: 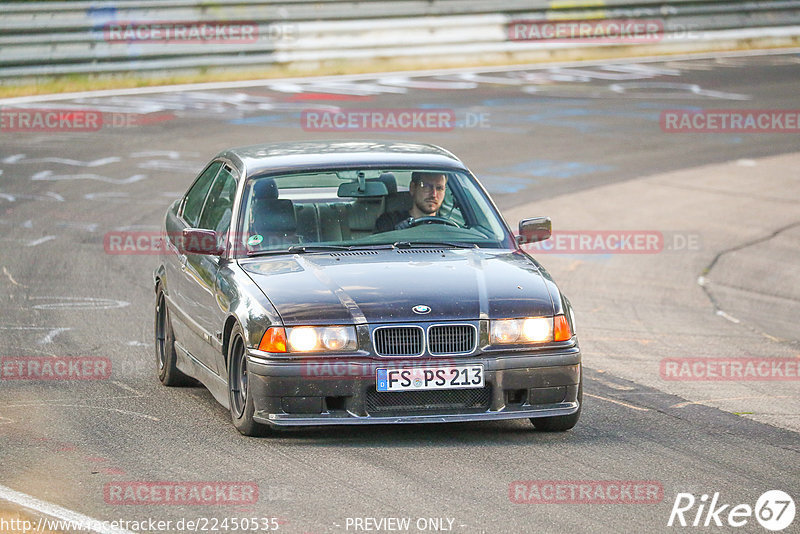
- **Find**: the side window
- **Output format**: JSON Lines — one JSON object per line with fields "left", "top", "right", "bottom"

{"left": 198, "top": 165, "right": 237, "bottom": 234}
{"left": 182, "top": 161, "right": 222, "bottom": 226}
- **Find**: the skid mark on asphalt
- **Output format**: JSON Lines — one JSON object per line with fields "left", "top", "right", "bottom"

{"left": 670, "top": 395, "right": 796, "bottom": 409}
{"left": 1, "top": 402, "right": 159, "bottom": 422}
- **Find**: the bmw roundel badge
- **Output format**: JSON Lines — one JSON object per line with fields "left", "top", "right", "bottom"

{"left": 412, "top": 305, "right": 431, "bottom": 315}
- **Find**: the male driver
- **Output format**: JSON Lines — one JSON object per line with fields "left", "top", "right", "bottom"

{"left": 375, "top": 171, "right": 447, "bottom": 232}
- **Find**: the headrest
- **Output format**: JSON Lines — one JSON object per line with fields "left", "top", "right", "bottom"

{"left": 385, "top": 191, "right": 412, "bottom": 214}
{"left": 253, "top": 178, "right": 279, "bottom": 199}
{"left": 368, "top": 172, "right": 397, "bottom": 195}
{"left": 252, "top": 198, "right": 296, "bottom": 233}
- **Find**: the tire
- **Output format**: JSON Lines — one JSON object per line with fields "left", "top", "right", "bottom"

{"left": 531, "top": 377, "right": 582, "bottom": 432}
{"left": 228, "top": 324, "right": 270, "bottom": 437}
{"left": 155, "top": 289, "right": 193, "bottom": 386}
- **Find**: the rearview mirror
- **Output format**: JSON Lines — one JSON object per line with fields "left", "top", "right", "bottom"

{"left": 518, "top": 217, "right": 552, "bottom": 244}
{"left": 337, "top": 180, "right": 388, "bottom": 198}
{"left": 181, "top": 228, "right": 223, "bottom": 255}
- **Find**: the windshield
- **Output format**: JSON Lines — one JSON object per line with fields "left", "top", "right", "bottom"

{"left": 235, "top": 169, "right": 514, "bottom": 255}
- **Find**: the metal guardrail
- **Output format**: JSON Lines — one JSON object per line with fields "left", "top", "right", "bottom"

{"left": 1, "top": 0, "right": 799, "bottom": 78}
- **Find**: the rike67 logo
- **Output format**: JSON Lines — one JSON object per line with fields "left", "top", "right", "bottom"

{"left": 668, "top": 490, "right": 795, "bottom": 531}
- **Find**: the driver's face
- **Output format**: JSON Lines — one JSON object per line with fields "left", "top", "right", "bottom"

{"left": 409, "top": 175, "right": 447, "bottom": 216}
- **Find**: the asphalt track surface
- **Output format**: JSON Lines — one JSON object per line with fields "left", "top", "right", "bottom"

{"left": 0, "top": 50, "right": 799, "bottom": 533}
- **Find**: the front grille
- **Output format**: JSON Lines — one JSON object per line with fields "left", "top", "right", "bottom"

{"left": 366, "top": 386, "right": 491, "bottom": 415}
{"left": 373, "top": 326, "right": 424, "bottom": 356}
{"left": 428, "top": 324, "right": 476, "bottom": 355}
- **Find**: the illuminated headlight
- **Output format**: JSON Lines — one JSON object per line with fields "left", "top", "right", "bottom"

{"left": 490, "top": 317, "right": 553, "bottom": 344}
{"left": 286, "top": 326, "right": 357, "bottom": 352}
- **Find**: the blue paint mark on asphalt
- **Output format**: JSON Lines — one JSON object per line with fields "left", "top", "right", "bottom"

{"left": 636, "top": 102, "right": 704, "bottom": 112}
{"left": 483, "top": 159, "right": 614, "bottom": 194}
{"left": 480, "top": 176, "right": 534, "bottom": 194}
{"left": 228, "top": 115, "right": 298, "bottom": 126}
{"left": 501, "top": 159, "right": 613, "bottom": 179}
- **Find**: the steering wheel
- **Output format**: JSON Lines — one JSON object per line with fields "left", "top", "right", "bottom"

{"left": 408, "top": 216, "right": 460, "bottom": 228}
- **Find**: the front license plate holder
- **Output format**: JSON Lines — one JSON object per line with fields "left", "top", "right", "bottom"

{"left": 376, "top": 365, "right": 484, "bottom": 392}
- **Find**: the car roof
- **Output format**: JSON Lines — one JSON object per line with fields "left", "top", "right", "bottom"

{"left": 217, "top": 141, "right": 468, "bottom": 177}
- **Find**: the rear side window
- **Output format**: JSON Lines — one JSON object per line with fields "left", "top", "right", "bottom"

{"left": 182, "top": 161, "right": 222, "bottom": 226}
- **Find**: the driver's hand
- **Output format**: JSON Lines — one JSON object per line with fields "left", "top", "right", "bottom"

{"left": 394, "top": 217, "right": 414, "bottom": 230}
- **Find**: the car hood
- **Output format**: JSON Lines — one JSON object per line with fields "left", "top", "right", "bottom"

{"left": 239, "top": 249, "right": 555, "bottom": 325}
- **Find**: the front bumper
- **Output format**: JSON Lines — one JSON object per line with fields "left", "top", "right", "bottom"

{"left": 245, "top": 347, "right": 581, "bottom": 426}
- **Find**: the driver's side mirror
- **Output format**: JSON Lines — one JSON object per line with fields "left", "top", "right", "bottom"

{"left": 181, "top": 228, "right": 224, "bottom": 256}
{"left": 517, "top": 217, "right": 552, "bottom": 244}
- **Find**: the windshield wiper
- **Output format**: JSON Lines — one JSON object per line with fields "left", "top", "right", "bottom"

{"left": 247, "top": 245, "right": 351, "bottom": 256}
{"left": 247, "top": 244, "right": 396, "bottom": 257}
{"left": 393, "top": 241, "right": 478, "bottom": 249}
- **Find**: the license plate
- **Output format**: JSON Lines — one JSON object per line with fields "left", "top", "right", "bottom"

{"left": 376, "top": 365, "right": 484, "bottom": 392}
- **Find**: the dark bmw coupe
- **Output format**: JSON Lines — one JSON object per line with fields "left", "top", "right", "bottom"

{"left": 154, "top": 141, "right": 581, "bottom": 436}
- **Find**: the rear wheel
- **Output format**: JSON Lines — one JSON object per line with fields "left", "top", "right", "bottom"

{"left": 531, "top": 377, "right": 582, "bottom": 432}
{"left": 155, "top": 289, "right": 193, "bottom": 386}
{"left": 228, "top": 324, "right": 269, "bottom": 437}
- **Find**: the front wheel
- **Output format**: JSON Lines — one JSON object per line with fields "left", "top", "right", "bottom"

{"left": 530, "top": 378, "right": 582, "bottom": 432}
{"left": 228, "top": 324, "right": 269, "bottom": 437}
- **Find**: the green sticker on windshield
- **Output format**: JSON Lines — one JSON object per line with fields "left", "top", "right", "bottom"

{"left": 247, "top": 234, "right": 263, "bottom": 246}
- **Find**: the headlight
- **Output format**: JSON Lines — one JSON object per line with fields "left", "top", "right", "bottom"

{"left": 490, "top": 317, "right": 554, "bottom": 344}
{"left": 258, "top": 326, "right": 357, "bottom": 353}
{"left": 286, "top": 326, "right": 357, "bottom": 352}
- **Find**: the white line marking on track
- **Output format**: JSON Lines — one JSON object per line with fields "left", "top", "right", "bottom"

{"left": 3, "top": 155, "right": 120, "bottom": 167}
{"left": 1, "top": 48, "right": 797, "bottom": 104}
{"left": 31, "top": 170, "right": 146, "bottom": 185}
{"left": 26, "top": 236, "right": 56, "bottom": 247}
{"left": 585, "top": 393, "right": 650, "bottom": 411}
{"left": 37, "top": 327, "right": 71, "bottom": 345}
{"left": 0, "top": 483, "right": 137, "bottom": 534}
{"left": 2, "top": 266, "right": 24, "bottom": 287}
{"left": 716, "top": 310, "right": 741, "bottom": 324}
{"left": 30, "top": 297, "right": 130, "bottom": 310}
{"left": 110, "top": 380, "right": 145, "bottom": 396}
